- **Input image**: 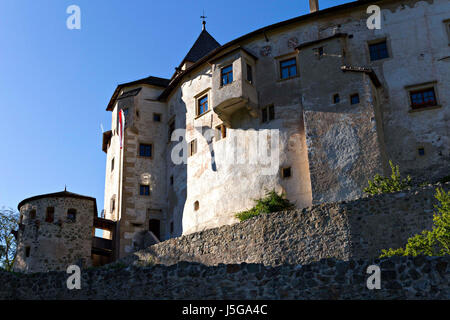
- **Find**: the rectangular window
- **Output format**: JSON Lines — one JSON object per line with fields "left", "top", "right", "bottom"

{"left": 111, "top": 158, "right": 115, "bottom": 172}
{"left": 45, "top": 207, "right": 54, "bottom": 223}
{"left": 197, "top": 95, "right": 209, "bottom": 115}
{"left": 140, "top": 185, "right": 150, "bottom": 196}
{"left": 418, "top": 148, "right": 425, "bottom": 156}
{"left": 110, "top": 198, "right": 115, "bottom": 213}
{"left": 351, "top": 94, "right": 360, "bottom": 105}
{"left": 262, "top": 105, "right": 275, "bottom": 123}
{"left": 170, "top": 175, "right": 174, "bottom": 185}
{"left": 246, "top": 64, "right": 253, "bottom": 84}
{"left": 189, "top": 139, "right": 197, "bottom": 157}
{"left": 139, "top": 143, "right": 153, "bottom": 157}
{"left": 446, "top": 20, "right": 450, "bottom": 43}
{"left": 369, "top": 41, "right": 389, "bottom": 61}
{"left": 67, "top": 209, "right": 77, "bottom": 222}
{"left": 25, "top": 246, "right": 31, "bottom": 258}
{"left": 315, "top": 47, "right": 324, "bottom": 58}
{"left": 221, "top": 65, "right": 233, "bottom": 86}
{"left": 29, "top": 210, "right": 36, "bottom": 220}
{"left": 333, "top": 94, "right": 340, "bottom": 104}
{"left": 168, "top": 119, "right": 175, "bottom": 141}
{"left": 153, "top": 113, "right": 161, "bottom": 122}
{"left": 282, "top": 167, "right": 292, "bottom": 178}
{"left": 280, "top": 58, "right": 297, "bottom": 79}
{"left": 215, "top": 124, "right": 227, "bottom": 141}
{"left": 170, "top": 221, "right": 174, "bottom": 234}
{"left": 410, "top": 88, "right": 437, "bottom": 109}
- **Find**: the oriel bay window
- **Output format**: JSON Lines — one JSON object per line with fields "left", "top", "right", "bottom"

{"left": 221, "top": 65, "right": 233, "bottom": 86}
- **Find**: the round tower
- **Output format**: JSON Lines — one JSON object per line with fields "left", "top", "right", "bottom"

{"left": 14, "top": 190, "right": 97, "bottom": 273}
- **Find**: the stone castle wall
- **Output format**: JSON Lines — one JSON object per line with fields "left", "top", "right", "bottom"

{"left": 120, "top": 182, "right": 449, "bottom": 267}
{"left": 1, "top": 256, "right": 448, "bottom": 299}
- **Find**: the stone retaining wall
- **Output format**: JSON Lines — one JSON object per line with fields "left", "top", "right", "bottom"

{"left": 121, "top": 183, "right": 449, "bottom": 267}
{"left": 0, "top": 256, "right": 448, "bottom": 299}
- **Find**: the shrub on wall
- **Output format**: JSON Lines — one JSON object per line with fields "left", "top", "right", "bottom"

{"left": 363, "top": 160, "right": 412, "bottom": 195}
{"left": 235, "top": 190, "right": 295, "bottom": 222}
{"left": 380, "top": 188, "right": 450, "bottom": 257}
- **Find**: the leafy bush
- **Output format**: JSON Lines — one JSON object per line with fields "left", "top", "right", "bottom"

{"left": 363, "top": 160, "right": 412, "bottom": 195}
{"left": 380, "top": 188, "right": 450, "bottom": 257}
{"left": 235, "top": 190, "right": 295, "bottom": 222}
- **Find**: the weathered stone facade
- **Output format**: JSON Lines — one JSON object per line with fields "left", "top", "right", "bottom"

{"left": 14, "top": 192, "right": 96, "bottom": 273}
{"left": 101, "top": 0, "right": 450, "bottom": 260}
{"left": 1, "top": 256, "right": 448, "bottom": 299}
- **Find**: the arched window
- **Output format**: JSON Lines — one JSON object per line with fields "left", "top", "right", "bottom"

{"left": 194, "top": 201, "right": 199, "bottom": 211}
{"left": 67, "top": 209, "right": 77, "bottom": 222}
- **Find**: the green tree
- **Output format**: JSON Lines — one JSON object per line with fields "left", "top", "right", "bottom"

{"left": 0, "top": 207, "right": 19, "bottom": 271}
{"left": 380, "top": 188, "right": 450, "bottom": 257}
{"left": 363, "top": 160, "right": 412, "bottom": 195}
{"left": 235, "top": 189, "right": 295, "bottom": 222}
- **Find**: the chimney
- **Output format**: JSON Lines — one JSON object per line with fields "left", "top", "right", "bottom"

{"left": 309, "top": 0, "right": 319, "bottom": 13}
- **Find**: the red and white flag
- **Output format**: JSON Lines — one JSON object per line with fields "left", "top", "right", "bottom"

{"left": 119, "top": 109, "right": 125, "bottom": 149}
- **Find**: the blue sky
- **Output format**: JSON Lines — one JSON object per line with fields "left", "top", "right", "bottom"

{"left": 0, "top": 0, "right": 351, "bottom": 212}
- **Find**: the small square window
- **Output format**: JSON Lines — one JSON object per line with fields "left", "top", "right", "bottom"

{"left": 315, "top": 47, "right": 324, "bottom": 58}
{"left": 262, "top": 105, "right": 275, "bottom": 123}
{"left": 246, "top": 64, "right": 253, "bottom": 84}
{"left": 282, "top": 167, "right": 292, "bottom": 178}
{"left": 197, "top": 95, "right": 209, "bottom": 115}
{"left": 153, "top": 113, "right": 161, "bottom": 122}
{"left": 189, "top": 139, "right": 197, "bottom": 157}
{"left": 221, "top": 65, "right": 233, "bottom": 86}
{"left": 418, "top": 148, "right": 425, "bottom": 156}
{"left": 67, "top": 209, "right": 77, "bottom": 222}
{"left": 351, "top": 94, "right": 360, "bottom": 105}
{"left": 215, "top": 124, "right": 227, "bottom": 141}
{"left": 45, "top": 207, "right": 54, "bottom": 223}
{"left": 369, "top": 40, "right": 389, "bottom": 61}
{"left": 409, "top": 87, "right": 437, "bottom": 110}
{"left": 333, "top": 94, "right": 340, "bottom": 104}
{"left": 140, "top": 185, "right": 150, "bottom": 196}
{"left": 139, "top": 144, "right": 152, "bottom": 157}
{"left": 280, "top": 58, "right": 297, "bottom": 79}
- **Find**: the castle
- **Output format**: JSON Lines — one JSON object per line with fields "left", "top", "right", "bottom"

{"left": 13, "top": 0, "right": 450, "bottom": 273}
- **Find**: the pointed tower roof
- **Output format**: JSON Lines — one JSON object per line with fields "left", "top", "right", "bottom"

{"left": 182, "top": 29, "right": 221, "bottom": 65}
